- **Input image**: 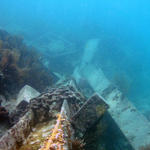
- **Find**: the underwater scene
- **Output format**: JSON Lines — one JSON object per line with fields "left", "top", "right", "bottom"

{"left": 0, "top": 0, "right": 150, "bottom": 150}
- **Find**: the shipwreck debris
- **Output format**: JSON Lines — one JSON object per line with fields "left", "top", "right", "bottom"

{"left": 0, "top": 105, "right": 9, "bottom": 121}
{"left": 0, "top": 80, "right": 108, "bottom": 150}
{"left": 73, "top": 62, "right": 150, "bottom": 150}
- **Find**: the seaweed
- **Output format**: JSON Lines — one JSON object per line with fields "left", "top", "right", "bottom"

{"left": 0, "top": 29, "right": 55, "bottom": 97}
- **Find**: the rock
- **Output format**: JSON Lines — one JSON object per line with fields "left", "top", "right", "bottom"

{"left": 16, "top": 85, "right": 40, "bottom": 105}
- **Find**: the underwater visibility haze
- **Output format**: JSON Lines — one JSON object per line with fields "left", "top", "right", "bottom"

{"left": 0, "top": 0, "right": 150, "bottom": 150}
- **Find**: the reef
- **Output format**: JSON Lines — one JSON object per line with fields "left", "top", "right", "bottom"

{"left": 0, "top": 29, "right": 55, "bottom": 97}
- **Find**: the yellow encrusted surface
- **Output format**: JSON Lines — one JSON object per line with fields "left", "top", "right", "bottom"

{"left": 18, "top": 120, "right": 55, "bottom": 150}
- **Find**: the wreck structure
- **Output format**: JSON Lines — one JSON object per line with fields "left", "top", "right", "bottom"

{"left": 73, "top": 39, "right": 150, "bottom": 150}
{"left": 0, "top": 35, "right": 150, "bottom": 150}
{"left": 0, "top": 80, "right": 108, "bottom": 150}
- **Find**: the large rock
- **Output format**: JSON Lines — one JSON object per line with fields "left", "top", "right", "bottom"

{"left": 16, "top": 85, "right": 40, "bottom": 105}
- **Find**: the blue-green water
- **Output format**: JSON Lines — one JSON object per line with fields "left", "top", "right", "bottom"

{"left": 0, "top": 0, "right": 150, "bottom": 116}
